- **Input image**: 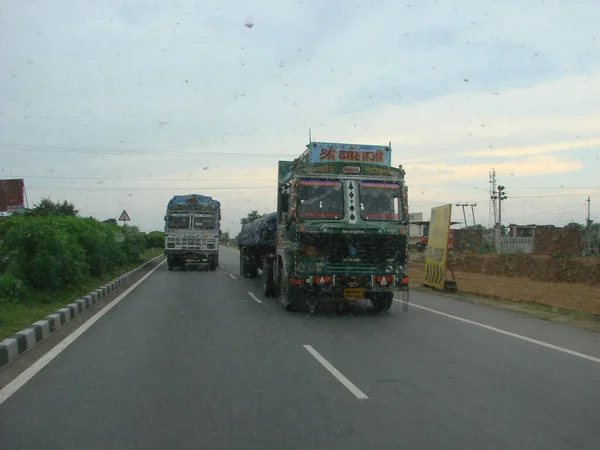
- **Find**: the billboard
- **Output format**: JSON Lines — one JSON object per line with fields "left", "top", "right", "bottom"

{"left": 307, "top": 142, "right": 392, "bottom": 166}
{"left": 423, "top": 204, "right": 452, "bottom": 290}
{"left": 0, "top": 179, "right": 25, "bottom": 213}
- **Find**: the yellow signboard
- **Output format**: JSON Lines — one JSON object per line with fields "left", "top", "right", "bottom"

{"left": 423, "top": 204, "right": 452, "bottom": 289}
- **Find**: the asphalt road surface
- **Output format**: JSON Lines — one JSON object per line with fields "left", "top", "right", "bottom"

{"left": 1, "top": 248, "right": 600, "bottom": 449}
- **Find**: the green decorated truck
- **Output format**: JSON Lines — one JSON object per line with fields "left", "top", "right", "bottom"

{"left": 238, "top": 141, "right": 410, "bottom": 313}
{"left": 164, "top": 194, "right": 221, "bottom": 271}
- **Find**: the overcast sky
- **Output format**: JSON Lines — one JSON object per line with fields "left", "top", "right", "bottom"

{"left": 1, "top": 0, "right": 599, "bottom": 234}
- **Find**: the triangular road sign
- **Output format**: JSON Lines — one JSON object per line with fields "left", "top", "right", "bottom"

{"left": 118, "top": 210, "right": 131, "bottom": 221}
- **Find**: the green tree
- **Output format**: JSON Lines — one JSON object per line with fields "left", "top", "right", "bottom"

{"left": 240, "top": 210, "right": 265, "bottom": 226}
{"left": 31, "top": 198, "right": 79, "bottom": 217}
{"left": 565, "top": 222, "right": 585, "bottom": 233}
{"left": 103, "top": 218, "right": 118, "bottom": 226}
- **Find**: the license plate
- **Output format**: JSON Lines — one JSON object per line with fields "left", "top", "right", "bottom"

{"left": 344, "top": 288, "right": 364, "bottom": 301}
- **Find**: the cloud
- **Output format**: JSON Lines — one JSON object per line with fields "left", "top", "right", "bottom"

{"left": 407, "top": 155, "right": 583, "bottom": 184}
{"left": 1, "top": 0, "right": 600, "bottom": 232}
{"left": 459, "top": 138, "right": 600, "bottom": 159}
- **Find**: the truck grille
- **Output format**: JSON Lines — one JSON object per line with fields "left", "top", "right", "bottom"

{"left": 300, "top": 233, "right": 407, "bottom": 266}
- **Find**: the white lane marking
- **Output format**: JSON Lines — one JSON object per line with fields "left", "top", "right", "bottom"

{"left": 229, "top": 274, "right": 236, "bottom": 280}
{"left": 394, "top": 298, "right": 600, "bottom": 365}
{"left": 0, "top": 260, "right": 166, "bottom": 406}
{"left": 303, "top": 345, "right": 368, "bottom": 400}
{"left": 248, "top": 292, "right": 263, "bottom": 304}
{"left": 219, "top": 264, "right": 225, "bottom": 269}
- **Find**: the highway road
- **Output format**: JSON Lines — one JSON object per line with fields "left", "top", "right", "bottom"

{"left": 1, "top": 247, "right": 600, "bottom": 449}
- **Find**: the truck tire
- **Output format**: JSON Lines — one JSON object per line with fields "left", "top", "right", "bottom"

{"left": 239, "top": 252, "right": 245, "bottom": 276}
{"left": 249, "top": 263, "right": 259, "bottom": 278}
{"left": 263, "top": 259, "right": 275, "bottom": 297}
{"left": 209, "top": 257, "right": 217, "bottom": 271}
{"left": 278, "top": 270, "right": 299, "bottom": 312}
{"left": 240, "top": 250, "right": 252, "bottom": 277}
{"left": 372, "top": 291, "right": 393, "bottom": 312}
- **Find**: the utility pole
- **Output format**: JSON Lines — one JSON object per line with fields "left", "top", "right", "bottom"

{"left": 488, "top": 169, "right": 497, "bottom": 228}
{"left": 456, "top": 203, "right": 468, "bottom": 228}
{"left": 491, "top": 185, "right": 507, "bottom": 252}
{"left": 587, "top": 196, "right": 592, "bottom": 255}
{"left": 456, "top": 203, "right": 477, "bottom": 227}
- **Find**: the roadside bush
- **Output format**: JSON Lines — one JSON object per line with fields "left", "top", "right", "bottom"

{"left": 146, "top": 231, "right": 164, "bottom": 249}
{"left": 0, "top": 215, "right": 163, "bottom": 301}
{"left": 118, "top": 225, "right": 146, "bottom": 263}
{"left": 0, "top": 274, "right": 28, "bottom": 303}
{"left": 1, "top": 217, "right": 88, "bottom": 290}
{"left": 54, "top": 217, "right": 120, "bottom": 277}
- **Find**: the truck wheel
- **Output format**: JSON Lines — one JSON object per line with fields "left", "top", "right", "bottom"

{"left": 263, "top": 260, "right": 275, "bottom": 297}
{"left": 372, "top": 291, "right": 393, "bottom": 312}
{"left": 239, "top": 252, "right": 245, "bottom": 276}
{"left": 209, "top": 259, "right": 217, "bottom": 271}
{"left": 278, "top": 273, "right": 297, "bottom": 312}
{"left": 250, "top": 264, "right": 259, "bottom": 278}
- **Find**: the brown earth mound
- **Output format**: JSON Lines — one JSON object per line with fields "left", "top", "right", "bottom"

{"left": 408, "top": 258, "right": 600, "bottom": 316}
{"left": 449, "top": 253, "right": 600, "bottom": 288}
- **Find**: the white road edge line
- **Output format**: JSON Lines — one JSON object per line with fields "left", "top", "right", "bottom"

{"left": 229, "top": 274, "right": 236, "bottom": 280}
{"left": 248, "top": 292, "right": 263, "bottom": 304}
{"left": 394, "top": 298, "right": 600, "bottom": 365}
{"left": 303, "top": 345, "right": 368, "bottom": 400}
{"left": 219, "top": 264, "right": 225, "bottom": 269}
{"left": 0, "top": 259, "right": 167, "bottom": 407}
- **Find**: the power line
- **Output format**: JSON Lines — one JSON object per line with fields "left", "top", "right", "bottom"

{"left": 504, "top": 185, "right": 600, "bottom": 190}
{"left": 25, "top": 185, "right": 274, "bottom": 191}
{"left": 13, "top": 175, "right": 274, "bottom": 183}
{"left": 509, "top": 191, "right": 600, "bottom": 199}
{"left": 0, "top": 142, "right": 296, "bottom": 159}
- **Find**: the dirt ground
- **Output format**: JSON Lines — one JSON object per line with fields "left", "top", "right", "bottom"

{"left": 409, "top": 253, "right": 600, "bottom": 317}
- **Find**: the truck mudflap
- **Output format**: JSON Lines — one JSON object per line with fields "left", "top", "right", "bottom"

{"left": 282, "top": 273, "right": 410, "bottom": 314}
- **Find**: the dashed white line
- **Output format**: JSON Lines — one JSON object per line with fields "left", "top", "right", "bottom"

{"left": 248, "top": 292, "right": 263, "bottom": 304}
{"left": 394, "top": 298, "right": 600, "bottom": 365}
{"left": 303, "top": 345, "right": 369, "bottom": 400}
{"left": 0, "top": 259, "right": 167, "bottom": 406}
{"left": 219, "top": 264, "right": 225, "bottom": 269}
{"left": 229, "top": 274, "right": 236, "bottom": 280}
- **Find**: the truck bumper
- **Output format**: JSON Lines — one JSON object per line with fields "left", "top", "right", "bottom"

{"left": 165, "top": 249, "right": 218, "bottom": 263}
{"left": 286, "top": 273, "right": 409, "bottom": 302}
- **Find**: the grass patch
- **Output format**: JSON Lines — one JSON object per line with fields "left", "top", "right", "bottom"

{"left": 411, "top": 283, "right": 600, "bottom": 333}
{"left": 0, "top": 248, "right": 163, "bottom": 340}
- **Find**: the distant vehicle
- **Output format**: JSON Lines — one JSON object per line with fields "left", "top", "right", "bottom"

{"left": 164, "top": 194, "right": 221, "bottom": 271}
{"left": 238, "top": 140, "right": 410, "bottom": 314}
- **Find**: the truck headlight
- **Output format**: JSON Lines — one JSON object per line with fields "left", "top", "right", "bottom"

{"left": 207, "top": 244, "right": 215, "bottom": 249}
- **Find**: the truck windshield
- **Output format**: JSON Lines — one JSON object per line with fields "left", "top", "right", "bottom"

{"left": 297, "top": 179, "right": 344, "bottom": 219}
{"left": 359, "top": 182, "right": 402, "bottom": 221}
{"left": 194, "top": 214, "right": 216, "bottom": 229}
{"left": 167, "top": 213, "right": 190, "bottom": 229}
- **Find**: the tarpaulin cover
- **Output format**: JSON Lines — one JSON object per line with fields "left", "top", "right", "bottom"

{"left": 237, "top": 212, "right": 277, "bottom": 247}
{"left": 167, "top": 194, "right": 221, "bottom": 209}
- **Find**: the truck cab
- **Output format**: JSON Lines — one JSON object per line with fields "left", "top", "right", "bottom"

{"left": 164, "top": 194, "right": 221, "bottom": 271}
{"left": 271, "top": 141, "right": 410, "bottom": 313}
